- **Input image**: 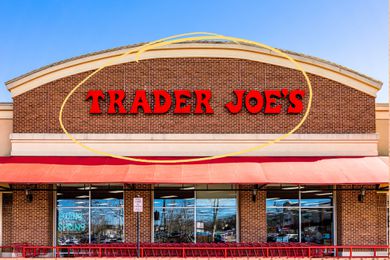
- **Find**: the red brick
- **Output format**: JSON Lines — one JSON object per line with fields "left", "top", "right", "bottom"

{"left": 12, "top": 58, "right": 375, "bottom": 134}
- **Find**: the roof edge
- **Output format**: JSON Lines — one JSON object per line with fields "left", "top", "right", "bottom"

{"left": 4, "top": 41, "right": 383, "bottom": 96}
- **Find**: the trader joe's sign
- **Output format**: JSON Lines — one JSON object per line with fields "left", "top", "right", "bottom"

{"left": 86, "top": 89, "right": 305, "bottom": 115}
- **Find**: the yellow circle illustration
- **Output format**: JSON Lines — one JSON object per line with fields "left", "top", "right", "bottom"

{"left": 59, "top": 32, "right": 313, "bottom": 163}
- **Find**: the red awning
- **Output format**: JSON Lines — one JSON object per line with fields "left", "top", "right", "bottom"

{"left": 0, "top": 156, "right": 387, "bottom": 184}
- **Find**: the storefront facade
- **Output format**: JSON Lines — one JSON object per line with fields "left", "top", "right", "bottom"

{"left": 0, "top": 42, "right": 388, "bottom": 251}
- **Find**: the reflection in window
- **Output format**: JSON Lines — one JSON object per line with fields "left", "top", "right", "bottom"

{"left": 154, "top": 187, "right": 195, "bottom": 243}
{"left": 196, "top": 207, "right": 236, "bottom": 243}
{"left": 196, "top": 188, "right": 237, "bottom": 243}
{"left": 154, "top": 208, "right": 195, "bottom": 243}
{"left": 266, "top": 185, "right": 334, "bottom": 245}
{"left": 153, "top": 185, "right": 237, "bottom": 243}
{"left": 301, "top": 189, "right": 332, "bottom": 207}
{"left": 57, "top": 208, "right": 89, "bottom": 245}
{"left": 267, "top": 208, "right": 299, "bottom": 242}
{"left": 57, "top": 185, "right": 124, "bottom": 245}
{"left": 91, "top": 208, "right": 124, "bottom": 243}
{"left": 301, "top": 208, "right": 333, "bottom": 244}
{"left": 266, "top": 187, "right": 299, "bottom": 208}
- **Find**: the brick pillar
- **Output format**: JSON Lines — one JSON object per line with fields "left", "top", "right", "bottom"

{"left": 11, "top": 185, "right": 53, "bottom": 245}
{"left": 336, "top": 185, "right": 387, "bottom": 245}
{"left": 239, "top": 185, "right": 266, "bottom": 242}
{"left": 124, "top": 184, "right": 152, "bottom": 242}
{"left": 2, "top": 193, "right": 13, "bottom": 246}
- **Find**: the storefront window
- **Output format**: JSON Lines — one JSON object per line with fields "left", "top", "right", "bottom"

{"left": 153, "top": 185, "right": 237, "bottom": 243}
{"left": 154, "top": 207, "right": 195, "bottom": 243}
{"left": 266, "top": 186, "right": 334, "bottom": 245}
{"left": 91, "top": 208, "right": 124, "bottom": 243}
{"left": 57, "top": 185, "right": 124, "bottom": 245}
{"left": 267, "top": 208, "right": 299, "bottom": 242}
{"left": 154, "top": 188, "right": 195, "bottom": 243}
{"left": 301, "top": 208, "right": 333, "bottom": 244}
{"left": 57, "top": 208, "right": 89, "bottom": 245}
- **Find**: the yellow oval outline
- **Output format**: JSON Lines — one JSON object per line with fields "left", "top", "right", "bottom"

{"left": 59, "top": 32, "right": 313, "bottom": 163}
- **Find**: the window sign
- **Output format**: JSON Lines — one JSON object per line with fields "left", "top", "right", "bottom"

{"left": 56, "top": 185, "right": 124, "bottom": 245}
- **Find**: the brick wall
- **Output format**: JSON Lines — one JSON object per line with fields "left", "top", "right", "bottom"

{"left": 13, "top": 58, "right": 375, "bottom": 134}
{"left": 336, "top": 185, "right": 387, "bottom": 245}
{"left": 239, "top": 185, "right": 267, "bottom": 242}
{"left": 2, "top": 185, "right": 53, "bottom": 246}
{"left": 124, "top": 185, "right": 152, "bottom": 242}
{"left": 2, "top": 193, "right": 13, "bottom": 246}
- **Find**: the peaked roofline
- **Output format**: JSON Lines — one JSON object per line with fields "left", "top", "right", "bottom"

{"left": 5, "top": 41, "right": 383, "bottom": 97}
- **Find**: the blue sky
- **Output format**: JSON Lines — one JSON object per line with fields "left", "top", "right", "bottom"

{"left": 0, "top": 0, "right": 388, "bottom": 102}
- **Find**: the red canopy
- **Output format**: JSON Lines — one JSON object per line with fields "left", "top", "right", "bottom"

{"left": 0, "top": 156, "right": 387, "bottom": 184}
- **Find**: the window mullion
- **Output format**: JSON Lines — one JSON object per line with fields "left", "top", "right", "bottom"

{"left": 194, "top": 189, "right": 197, "bottom": 243}
{"left": 298, "top": 185, "right": 302, "bottom": 243}
{"left": 88, "top": 187, "right": 91, "bottom": 244}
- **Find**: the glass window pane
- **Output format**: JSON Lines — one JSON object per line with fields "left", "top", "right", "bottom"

{"left": 91, "top": 187, "right": 123, "bottom": 207}
{"left": 196, "top": 208, "right": 237, "bottom": 243}
{"left": 301, "top": 187, "right": 333, "bottom": 207}
{"left": 197, "top": 190, "right": 236, "bottom": 208}
{"left": 267, "top": 208, "right": 299, "bottom": 242}
{"left": 266, "top": 187, "right": 299, "bottom": 207}
{"left": 57, "top": 185, "right": 125, "bottom": 245}
{"left": 154, "top": 188, "right": 195, "bottom": 208}
{"left": 301, "top": 208, "right": 333, "bottom": 245}
{"left": 91, "top": 208, "right": 124, "bottom": 243}
{"left": 153, "top": 208, "right": 194, "bottom": 243}
{"left": 153, "top": 185, "right": 238, "bottom": 243}
{"left": 57, "top": 208, "right": 89, "bottom": 245}
{"left": 57, "top": 187, "right": 89, "bottom": 207}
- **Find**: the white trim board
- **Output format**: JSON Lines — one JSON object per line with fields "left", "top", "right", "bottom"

{"left": 6, "top": 43, "right": 382, "bottom": 97}
{"left": 10, "top": 133, "right": 378, "bottom": 157}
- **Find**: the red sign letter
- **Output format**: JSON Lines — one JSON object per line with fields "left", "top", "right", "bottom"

{"left": 264, "top": 90, "right": 282, "bottom": 114}
{"left": 225, "top": 90, "right": 245, "bottom": 114}
{"left": 245, "top": 90, "right": 264, "bottom": 114}
{"left": 288, "top": 89, "right": 305, "bottom": 114}
{"left": 86, "top": 90, "right": 105, "bottom": 114}
{"left": 107, "top": 90, "right": 127, "bottom": 114}
{"left": 130, "top": 90, "right": 152, "bottom": 114}
{"left": 194, "top": 90, "right": 214, "bottom": 114}
{"left": 153, "top": 90, "right": 172, "bottom": 114}
{"left": 174, "top": 90, "right": 191, "bottom": 114}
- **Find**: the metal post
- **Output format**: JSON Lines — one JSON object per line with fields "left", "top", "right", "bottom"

{"left": 136, "top": 195, "right": 141, "bottom": 258}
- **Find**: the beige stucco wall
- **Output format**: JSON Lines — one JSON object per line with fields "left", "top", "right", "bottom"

{"left": 375, "top": 103, "right": 389, "bottom": 156}
{"left": 376, "top": 119, "right": 389, "bottom": 156}
{"left": 0, "top": 103, "right": 12, "bottom": 156}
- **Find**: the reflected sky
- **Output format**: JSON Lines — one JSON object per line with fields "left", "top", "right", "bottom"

{"left": 153, "top": 188, "right": 237, "bottom": 243}
{"left": 57, "top": 186, "right": 124, "bottom": 245}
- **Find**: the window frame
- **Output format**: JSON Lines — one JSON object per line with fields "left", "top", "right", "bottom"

{"left": 54, "top": 184, "right": 125, "bottom": 245}
{"left": 266, "top": 185, "right": 335, "bottom": 245}
{"left": 152, "top": 184, "right": 239, "bottom": 243}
